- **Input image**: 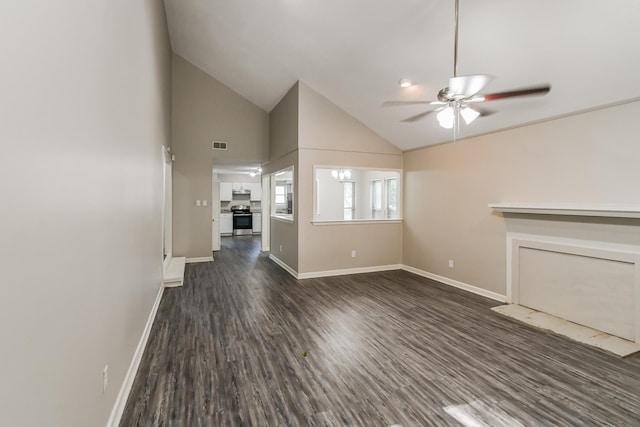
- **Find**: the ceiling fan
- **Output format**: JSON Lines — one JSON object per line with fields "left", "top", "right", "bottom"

{"left": 384, "top": 0, "right": 550, "bottom": 130}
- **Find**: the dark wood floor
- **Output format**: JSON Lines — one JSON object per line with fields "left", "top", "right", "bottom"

{"left": 121, "top": 236, "right": 640, "bottom": 426}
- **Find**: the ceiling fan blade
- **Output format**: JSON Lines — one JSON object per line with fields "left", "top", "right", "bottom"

{"left": 448, "top": 74, "right": 494, "bottom": 98}
{"left": 382, "top": 100, "right": 445, "bottom": 107}
{"left": 473, "top": 85, "right": 551, "bottom": 102}
{"left": 400, "top": 110, "right": 436, "bottom": 123}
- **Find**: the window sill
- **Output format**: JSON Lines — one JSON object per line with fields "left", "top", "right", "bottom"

{"left": 271, "top": 215, "right": 294, "bottom": 224}
{"left": 311, "top": 219, "right": 403, "bottom": 226}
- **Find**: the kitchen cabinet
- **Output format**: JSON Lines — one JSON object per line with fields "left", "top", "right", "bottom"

{"left": 252, "top": 213, "right": 262, "bottom": 233}
{"left": 220, "top": 182, "right": 233, "bottom": 201}
{"left": 248, "top": 183, "right": 262, "bottom": 201}
{"left": 223, "top": 182, "right": 261, "bottom": 200}
{"left": 232, "top": 182, "right": 248, "bottom": 191}
{"left": 220, "top": 213, "right": 233, "bottom": 235}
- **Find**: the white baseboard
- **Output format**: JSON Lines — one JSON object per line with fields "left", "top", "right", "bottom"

{"left": 106, "top": 285, "right": 165, "bottom": 427}
{"left": 163, "top": 282, "right": 183, "bottom": 288}
{"left": 269, "top": 254, "right": 299, "bottom": 278}
{"left": 402, "top": 265, "right": 506, "bottom": 302}
{"left": 298, "top": 264, "right": 403, "bottom": 279}
{"left": 185, "top": 256, "right": 214, "bottom": 263}
{"left": 266, "top": 256, "right": 505, "bottom": 302}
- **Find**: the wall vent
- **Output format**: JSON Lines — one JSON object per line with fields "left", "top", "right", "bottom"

{"left": 212, "top": 141, "right": 228, "bottom": 150}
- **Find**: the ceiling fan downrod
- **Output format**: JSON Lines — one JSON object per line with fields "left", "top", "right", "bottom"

{"left": 453, "top": 0, "right": 459, "bottom": 78}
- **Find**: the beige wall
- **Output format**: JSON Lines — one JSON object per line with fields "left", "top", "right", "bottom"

{"left": 269, "top": 82, "right": 299, "bottom": 159}
{"left": 298, "top": 83, "right": 400, "bottom": 155}
{"left": 297, "top": 83, "right": 403, "bottom": 274}
{"left": 262, "top": 83, "right": 299, "bottom": 271}
{"left": 298, "top": 151, "right": 403, "bottom": 274}
{"left": 217, "top": 173, "right": 261, "bottom": 183}
{"left": 265, "top": 152, "right": 300, "bottom": 271}
{"left": 0, "top": 1, "right": 171, "bottom": 426}
{"left": 171, "top": 54, "right": 269, "bottom": 258}
{"left": 403, "top": 100, "right": 640, "bottom": 296}
{"left": 265, "top": 84, "right": 300, "bottom": 271}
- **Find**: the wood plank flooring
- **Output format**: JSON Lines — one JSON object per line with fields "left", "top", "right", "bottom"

{"left": 120, "top": 236, "right": 640, "bottom": 426}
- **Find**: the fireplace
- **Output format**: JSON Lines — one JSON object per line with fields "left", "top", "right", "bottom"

{"left": 491, "top": 202, "right": 640, "bottom": 343}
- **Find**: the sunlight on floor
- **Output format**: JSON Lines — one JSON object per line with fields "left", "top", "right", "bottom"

{"left": 444, "top": 400, "right": 524, "bottom": 427}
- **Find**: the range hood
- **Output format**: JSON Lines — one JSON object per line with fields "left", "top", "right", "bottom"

{"left": 232, "top": 189, "right": 251, "bottom": 195}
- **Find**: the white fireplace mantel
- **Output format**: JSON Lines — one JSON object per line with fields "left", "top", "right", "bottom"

{"left": 489, "top": 203, "right": 640, "bottom": 219}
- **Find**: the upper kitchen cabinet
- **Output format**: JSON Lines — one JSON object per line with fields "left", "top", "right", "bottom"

{"left": 232, "top": 183, "right": 249, "bottom": 191}
{"left": 248, "top": 183, "right": 262, "bottom": 201}
{"left": 220, "top": 182, "right": 233, "bottom": 201}
{"left": 220, "top": 181, "right": 262, "bottom": 201}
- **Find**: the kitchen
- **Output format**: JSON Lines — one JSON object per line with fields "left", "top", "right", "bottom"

{"left": 219, "top": 181, "right": 262, "bottom": 237}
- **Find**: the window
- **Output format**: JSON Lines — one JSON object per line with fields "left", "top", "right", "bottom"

{"left": 271, "top": 166, "right": 294, "bottom": 220}
{"left": 275, "top": 186, "right": 286, "bottom": 204}
{"left": 371, "top": 178, "right": 397, "bottom": 219}
{"left": 313, "top": 166, "right": 401, "bottom": 222}
{"left": 343, "top": 181, "right": 355, "bottom": 220}
{"left": 371, "top": 180, "right": 382, "bottom": 219}
{"left": 385, "top": 178, "right": 398, "bottom": 219}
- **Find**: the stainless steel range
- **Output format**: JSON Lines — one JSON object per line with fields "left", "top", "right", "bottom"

{"left": 231, "top": 205, "right": 253, "bottom": 236}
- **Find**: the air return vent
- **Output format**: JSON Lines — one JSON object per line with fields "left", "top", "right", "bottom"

{"left": 212, "top": 141, "right": 228, "bottom": 150}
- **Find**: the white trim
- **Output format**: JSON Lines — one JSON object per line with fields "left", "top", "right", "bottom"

{"left": 298, "top": 264, "right": 403, "bottom": 279}
{"left": 163, "top": 282, "right": 183, "bottom": 288}
{"left": 311, "top": 219, "right": 403, "bottom": 226}
{"left": 489, "top": 202, "right": 640, "bottom": 219}
{"left": 271, "top": 215, "right": 294, "bottom": 223}
{"left": 186, "top": 256, "right": 214, "bottom": 263}
{"left": 269, "top": 254, "right": 299, "bottom": 278}
{"left": 266, "top": 255, "right": 506, "bottom": 302}
{"left": 506, "top": 232, "right": 640, "bottom": 342}
{"left": 107, "top": 285, "right": 164, "bottom": 427}
{"left": 161, "top": 146, "right": 173, "bottom": 262}
{"left": 163, "top": 256, "right": 185, "bottom": 287}
{"left": 162, "top": 255, "right": 172, "bottom": 274}
{"left": 401, "top": 265, "right": 507, "bottom": 302}
{"left": 261, "top": 175, "right": 270, "bottom": 252}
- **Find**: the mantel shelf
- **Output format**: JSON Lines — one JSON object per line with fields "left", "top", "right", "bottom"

{"left": 489, "top": 203, "right": 640, "bottom": 219}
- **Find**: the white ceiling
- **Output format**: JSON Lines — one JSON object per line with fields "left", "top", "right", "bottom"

{"left": 164, "top": 0, "right": 640, "bottom": 151}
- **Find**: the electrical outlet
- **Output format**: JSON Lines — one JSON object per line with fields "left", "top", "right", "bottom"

{"left": 448, "top": 259, "right": 454, "bottom": 269}
{"left": 279, "top": 245, "right": 283, "bottom": 252}
{"left": 202, "top": 200, "right": 208, "bottom": 206}
{"left": 351, "top": 250, "right": 356, "bottom": 258}
{"left": 102, "top": 365, "right": 109, "bottom": 394}
{"left": 196, "top": 200, "right": 201, "bottom": 207}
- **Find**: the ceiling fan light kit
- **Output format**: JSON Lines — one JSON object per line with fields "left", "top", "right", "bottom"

{"left": 460, "top": 106, "right": 479, "bottom": 124}
{"left": 436, "top": 105, "right": 479, "bottom": 129}
{"left": 384, "top": 0, "right": 550, "bottom": 132}
{"left": 437, "top": 107, "right": 455, "bottom": 129}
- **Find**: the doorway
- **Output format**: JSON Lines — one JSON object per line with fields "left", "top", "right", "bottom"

{"left": 212, "top": 165, "right": 268, "bottom": 253}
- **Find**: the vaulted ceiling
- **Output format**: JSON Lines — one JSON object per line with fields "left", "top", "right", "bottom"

{"left": 164, "top": 0, "right": 640, "bottom": 151}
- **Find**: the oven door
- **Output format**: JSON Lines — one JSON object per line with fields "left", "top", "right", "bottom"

{"left": 233, "top": 214, "right": 253, "bottom": 230}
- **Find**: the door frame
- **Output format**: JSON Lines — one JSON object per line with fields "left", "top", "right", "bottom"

{"left": 261, "top": 174, "right": 270, "bottom": 251}
{"left": 212, "top": 174, "right": 221, "bottom": 252}
{"left": 162, "top": 146, "right": 173, "bottom": 269}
